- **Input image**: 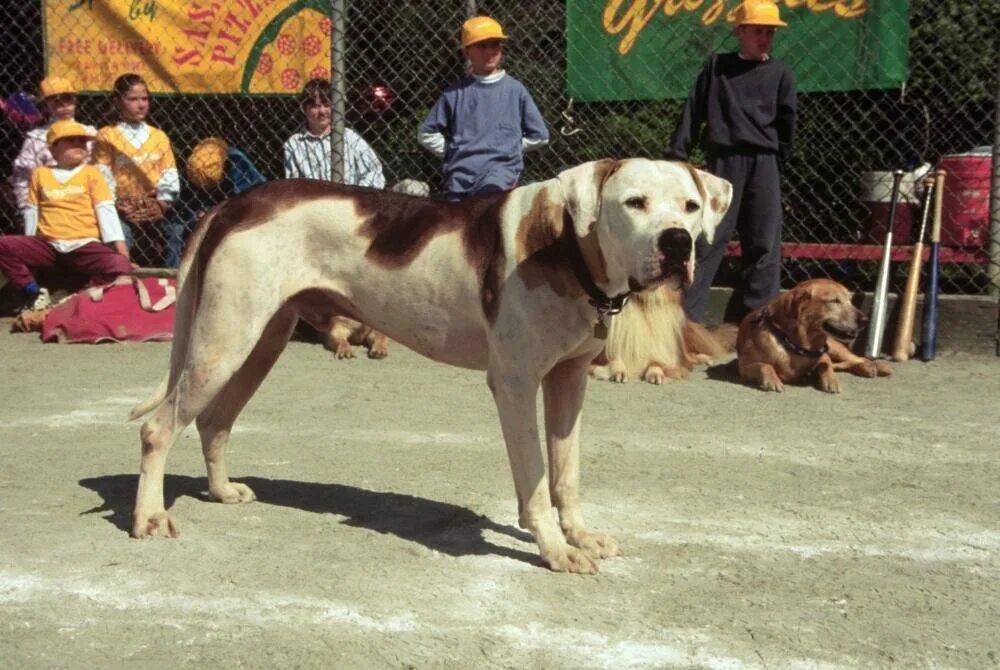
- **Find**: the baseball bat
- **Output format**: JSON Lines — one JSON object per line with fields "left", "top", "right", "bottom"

{"left": 865, "top": 169, "right": 904, "bottom": 359}
{"left": 890, "top": 177, "right": 935, "bottom": 361}
{"left": 920, "top": 169, "right": 946, "bottom": 361}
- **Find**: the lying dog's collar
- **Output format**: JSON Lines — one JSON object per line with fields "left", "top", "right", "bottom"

{"left": 752, "top": 309, "right": 829, "bottom": 358}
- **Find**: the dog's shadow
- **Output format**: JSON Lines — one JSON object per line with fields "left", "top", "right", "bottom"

{"left": 704, "top": 358, "right": 743, "bottom": 385}
{"left": 79, "top": 474, "right": 541, "bottom": 566}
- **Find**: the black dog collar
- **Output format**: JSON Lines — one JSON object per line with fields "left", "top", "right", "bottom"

{"left": 752, "top": 309, "right": 829, "bottom": 358}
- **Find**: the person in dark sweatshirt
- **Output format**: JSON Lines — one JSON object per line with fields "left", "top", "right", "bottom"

{"left": 664, "top": 0, "right": 796, "bottom": 324}
{"left": 418, "top": 16, "right": 549, "bottom": 201}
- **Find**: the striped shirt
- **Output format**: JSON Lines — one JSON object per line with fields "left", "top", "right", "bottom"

{"left": 282, "top": 127, "right": 385, "bottom": 188}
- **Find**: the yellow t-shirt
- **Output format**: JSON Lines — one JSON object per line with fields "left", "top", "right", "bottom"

{"left": 27, "top": 165, "right": 112, "bottom": 242}
{"left": 93, "top": 124, "right": 176, "bottom": 201}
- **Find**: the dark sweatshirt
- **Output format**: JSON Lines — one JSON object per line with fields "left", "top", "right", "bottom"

{"left": 664, "top": 53, "right": 797, "bottom": 166}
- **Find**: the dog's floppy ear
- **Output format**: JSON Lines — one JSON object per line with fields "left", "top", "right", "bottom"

{"left": 686, "top": 166, "right": 732, "bottom": 245}
{"left": 558, "top": 159, "right": 622, "bottom": 238}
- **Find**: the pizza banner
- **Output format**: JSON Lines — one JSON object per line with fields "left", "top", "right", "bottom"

{"left": 44, "top": 0, "right": 335, "bottom": 94}
{"left": 567, "top": 0, "right": 910, "bottom": 101}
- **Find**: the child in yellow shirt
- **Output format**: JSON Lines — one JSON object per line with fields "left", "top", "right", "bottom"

{"left": 93, "top": 73, "right": 180, "bottom": 267}
{"left": 0, "top": 120, "right": 132, "bottom": 312}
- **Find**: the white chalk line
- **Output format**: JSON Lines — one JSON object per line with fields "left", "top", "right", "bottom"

{"left": 0, "top": 570, "right": 416, "bottom": 633}
{"left": 635, "top": 517, "right": 1000, "bottom": 564}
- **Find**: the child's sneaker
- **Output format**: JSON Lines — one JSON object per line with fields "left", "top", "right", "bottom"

{"left": 28, "top": 287, "right": 52, "bottom": 311}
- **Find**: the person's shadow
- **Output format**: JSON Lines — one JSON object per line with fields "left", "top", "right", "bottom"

{"left": 79, "top": 474, "right": 541, "bottom": 566}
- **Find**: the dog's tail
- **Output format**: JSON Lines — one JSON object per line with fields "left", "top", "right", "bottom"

{"left": 683, "top": 321, "right": 737, "bottom": 362}
{"left": 128, "top": 205, "right": 218, "bottom": 422}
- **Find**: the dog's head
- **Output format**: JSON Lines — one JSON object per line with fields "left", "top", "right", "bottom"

{"left": 558, "top": 159, "right": 731, "bottom": 294}
{"left": 782, "top": 278, "right": 867, "bottom": 344}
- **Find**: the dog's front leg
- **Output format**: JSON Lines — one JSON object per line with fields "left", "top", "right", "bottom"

{"left": 488, "top": 366, "right": 599, "bottom": 574}
{"left": 543, "top": 356, "right": 621, "bottom": 561}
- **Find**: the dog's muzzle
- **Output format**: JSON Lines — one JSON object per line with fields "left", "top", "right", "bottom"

{"left": 657, "top": 228, "right": 693, "bottom": 286}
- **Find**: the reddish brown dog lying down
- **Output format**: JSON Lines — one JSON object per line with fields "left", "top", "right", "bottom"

{"left": 737, "top": 278, "right": 891, "bottom": 393}
{"left": 322, "top": 316, "right": 389, "bottom": 359}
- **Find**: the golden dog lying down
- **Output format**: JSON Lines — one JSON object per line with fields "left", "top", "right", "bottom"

{"left": 590, "top": 285, "right": 733, "bottom": 384}
{"left": 737, "top": 278, "right": 891, "bottom": 393}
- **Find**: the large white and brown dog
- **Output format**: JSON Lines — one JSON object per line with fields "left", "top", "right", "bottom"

{"left": 128, "top": 159, "right": 731, "bottom": 573}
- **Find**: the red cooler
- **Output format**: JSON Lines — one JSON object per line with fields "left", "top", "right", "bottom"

{"left": 937, "top": 148, "right": 991, "bottom": 248}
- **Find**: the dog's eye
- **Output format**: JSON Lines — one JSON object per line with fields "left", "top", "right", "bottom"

{"left": 624, "top": 196, "right": 647, "bottom": 210}
{"left": 685, "top": 200, "right": 700, "bottom": 213}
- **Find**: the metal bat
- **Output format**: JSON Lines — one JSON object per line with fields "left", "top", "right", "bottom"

{"left": 920, "top": 169, "right": 946, "bottom": 361}
{"left": 891, "top": 176, "right": 935, "bottom": 361}
{"left": 865, "top": 169, "right": 903, "bottom": 359}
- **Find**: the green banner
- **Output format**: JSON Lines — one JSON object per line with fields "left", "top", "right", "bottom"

{"left": 567, "top": 0, "right": 910, "bottom": 101}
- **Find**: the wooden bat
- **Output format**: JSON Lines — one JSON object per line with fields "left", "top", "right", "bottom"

{"left": 865, "top": 170, "right": 903, "bottom": 359}
{"left": 890, "top": 177, "right": 935, "bottom": 361}
{"left": 920, "top": 169, "right": 946, "bottom": 361}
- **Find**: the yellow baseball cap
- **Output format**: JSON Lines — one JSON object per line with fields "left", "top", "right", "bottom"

{"left": 40, "top": 76, "right": 77, "bottom": 99}
{"left": 186, "top": 137, "right": 229, "bottom": 190}
{"left": 735, "top": 1, "right": 788, "bottom": 27}
{"left": 46, "top": 120, "right": 94, "bottom": 146}
{"left": 461, "top": 16, "right": 507, "bottom": 48}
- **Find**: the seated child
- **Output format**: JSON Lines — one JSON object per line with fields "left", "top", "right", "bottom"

{"left": 0, "top": 120, "right": 132, "bottom": 311}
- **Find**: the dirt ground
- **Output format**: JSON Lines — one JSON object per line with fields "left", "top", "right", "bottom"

{"left": 1, "top": 318, "right": 998, "bottom": 669}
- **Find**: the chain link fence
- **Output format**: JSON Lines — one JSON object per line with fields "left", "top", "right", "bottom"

{"left": 1, "top": 1, "right": 997, "bottom": 294}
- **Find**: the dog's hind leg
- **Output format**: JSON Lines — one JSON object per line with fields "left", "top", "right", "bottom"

{"left": 133, "top": 297, "right": 288, "bottom": 539}
{"left": 542, "top": 356, "right": 621, "bottom": 562}
{"left": 196, "top": 308, "right": 298, "bottom": 504}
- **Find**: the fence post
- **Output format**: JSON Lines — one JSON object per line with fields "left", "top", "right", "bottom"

{"left": 329, "top": 0, "right": 347, "bottom": 183}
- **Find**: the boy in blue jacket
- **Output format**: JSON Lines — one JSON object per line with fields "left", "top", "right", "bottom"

{"left": 419, "top": 16, "right": 549, "bottom": 200}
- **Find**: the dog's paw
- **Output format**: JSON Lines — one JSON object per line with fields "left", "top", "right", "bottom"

{"left": 334, "top": 342, "right": 355, "bottom": 359}
{"left": 759, "top": 377, "right": 784, "bottom": 393}
{"left": 132, "top": 511, "right": 179, "bottom": 539}
{"left": 566, "top": 528, "right": 621, "bottom": 559}
{"left": 209, "top": 482, "right": 256, "bottom": 504}
{"left": 818, "top": 374, "right": 842, "bottom": 394}
{"left": 875, "top": 360, "right": 892, "bottom": 377}
{"left": 643, "top": 366, "right": 665, "bottom": 385}
{"left": 367, "top": 344, "right": 388, "bottom": 359}
{"left": 543, "top": 545, "right": 600, "bottom": 574}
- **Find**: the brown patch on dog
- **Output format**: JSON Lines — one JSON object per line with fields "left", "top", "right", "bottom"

{"left": 681, "top": 162, "right": 707, "bottom": 208}
{"left": 737, "top": 278, "right": 892, "bottom": 393}
{"left": 591, "top": 159, "right": 623, "bottom": 216}
{"left": 516, "top": 189, "right": 564, "bottom": 263}
{"left": 353, "top": 188, "right": 508, "bottom": 324}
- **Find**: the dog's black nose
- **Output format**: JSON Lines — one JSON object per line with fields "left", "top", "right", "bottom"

{"left": 658, "top": 228, "right": 692, "bottom": 265}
